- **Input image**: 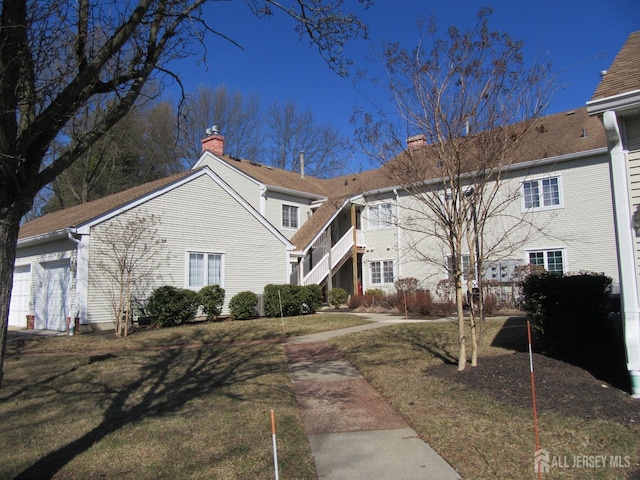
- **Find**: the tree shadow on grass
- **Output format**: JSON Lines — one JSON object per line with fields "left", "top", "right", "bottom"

{"left": 8, "top": 340, "right": 285, "bottom": 480}
{"left": 395, "top": 328, "right": 458, "bottom": 365}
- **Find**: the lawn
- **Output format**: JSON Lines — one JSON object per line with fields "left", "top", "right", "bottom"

{"left": 330, "top": 317, "right": 640, "bottom": 480}
{"left": 6, "top": 313, "right": 640, "bottom": 479}
{"left": 0, "top": 313, "right": 369, "bottom": 480}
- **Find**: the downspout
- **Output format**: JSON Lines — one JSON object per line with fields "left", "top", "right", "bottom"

{"left": 603, "top": 110, "right": 640, "bottom": 398}
{"left": 67, "top": 232, "right": 83, "bottom": 334}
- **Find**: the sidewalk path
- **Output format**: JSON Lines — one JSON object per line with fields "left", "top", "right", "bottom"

{"left": 284, "top": 313, "right": 461, "bottom": 479}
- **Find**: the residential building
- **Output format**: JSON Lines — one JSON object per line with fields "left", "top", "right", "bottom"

{"left": 587, "top": 30, "right": 640, "bottom": 397}
{"left": 10, "top": 45, "right": 628, "bottom": 341}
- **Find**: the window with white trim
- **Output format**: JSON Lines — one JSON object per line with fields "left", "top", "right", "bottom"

{"left": 282, "top": 204, "right": 299, "bottom": 229}
{"left": 447, "top": 254, "right": 471, "bottom": 280}
{"left": 371, "top": 260, "right": 394, "bottom": 284}
{"left": 527, "top": 249, "right": 564, "bottom": 275}
{"left": 188, "top": 252, "right": 224, "bottom": 288}
{"left": 368, "top": 202, "right": 393, "bottom": 229}
{"left": 522, "top": 177, "right": 561, "bottom": 211}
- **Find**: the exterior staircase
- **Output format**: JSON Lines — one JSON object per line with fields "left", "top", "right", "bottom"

{"left": 302, "top": 227, "right": 364, "bottom": 286}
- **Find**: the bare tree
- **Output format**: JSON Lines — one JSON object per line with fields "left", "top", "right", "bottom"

{"left": 356, "top": 8, "right": 552, "bottom": 370}
{"left": 266, "top": 99, "right": 349, "bottom": 177}
{"left": 0, "top": 0, "right": 369, "bottom": 386}
{"left": 93, "top": 213, "right": 167, "bottom": 337}
{"left": 180, "top": 84, "right": 264, "bottom": 161}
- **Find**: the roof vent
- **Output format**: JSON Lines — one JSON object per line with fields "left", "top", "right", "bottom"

{"left": 581, "top": 128, "right": 587, "bottom": 138}
{"left": 600, "top": 70, "right": 608, "bottom": 78}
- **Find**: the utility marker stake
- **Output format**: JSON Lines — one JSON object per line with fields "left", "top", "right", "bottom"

{"left": 271, "top": 410, "right": 279, "bottom": 480}
{"left": 528, "top": 321, "right": 542, "bottom": 480}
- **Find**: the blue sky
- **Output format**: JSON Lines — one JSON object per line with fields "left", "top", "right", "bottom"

{"left": 171, "top": 0, "right": 639, "bottom": 171}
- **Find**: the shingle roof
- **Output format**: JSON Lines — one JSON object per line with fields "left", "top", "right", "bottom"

{"left": 20, "top": 107, "right": 606, "bottom": 251}
{"left": 215, "top": 155, "right": 329, "bottom": 197}
{"left": 18, "top": 170, "right": 195, "bottom": 240}
{"left": 592, "top": 31, "right": 640, "bottom": 101}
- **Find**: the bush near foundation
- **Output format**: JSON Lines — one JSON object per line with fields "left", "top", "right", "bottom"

{"left": 147, "top": 286, "right": 200, "bottom": 327}
{"left": 229, "top": 291, "right": 258, "bottom": 320}
{"left": 521, "top": 272, "right": 612, "bottom": 355}
{"left": 263, "top": 284, "right": 322, "bottom": 317}
{"left": 198, "top": 285, "right": 225, "bottom": 321}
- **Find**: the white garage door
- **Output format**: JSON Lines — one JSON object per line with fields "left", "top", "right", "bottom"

{"left": 9, "top": 265, "right": 31, "bottom": 327}
{"left": 43, "top": 261, "right": 70, "bottom": 331}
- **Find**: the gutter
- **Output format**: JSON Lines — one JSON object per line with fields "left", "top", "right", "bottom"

{"left": 587, "top": 89, "right": 640, "bottom": 116}
{"left": 17, "top": 228, "right": 71, "bottom": 248}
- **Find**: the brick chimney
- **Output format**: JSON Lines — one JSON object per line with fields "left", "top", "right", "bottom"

{"left": 201, "top": 125, "right": 224, "bottom": 156}
{"left": 407, "top": 134, "right": 427, "bottom": 151}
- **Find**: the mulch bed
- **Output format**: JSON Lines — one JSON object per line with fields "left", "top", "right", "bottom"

{"left": 427, "top": 352, "right": 640, "bottom": 424}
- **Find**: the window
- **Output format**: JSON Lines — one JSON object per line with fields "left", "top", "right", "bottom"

{"left": 188, "top": 252, "right": 224, "bottom": 288}
{"left": 447, "top": 254, "right": 471, "bottom": 280}
{"left": 522, "top": 177, "right": 561, "bottom": 211}
{"left": 282, "top": 205, "right": 299, "bottom": 229}
{"left": 368, "top": 202, "right": 393, "bottom": 229}
{"left": 371, "top": 260, "right": 394, "bottom": 284}
{"left": 527, "top": 249, "right": 564, "bottom": 275}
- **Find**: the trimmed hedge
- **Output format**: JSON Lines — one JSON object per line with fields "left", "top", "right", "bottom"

{"left": 521, "top": 272, "right": 612, "bottom": 354}
{"left": 147, "top": 286, "right": 200, "bottom": 327}
{"left": 198, "top": 285, "right": 225, "bottom": 321}
{"left": 263, "top": 284, "right": 322, "bottom": 317}
{"left": 229, "top": 291, "right": 258, "bottom": 320}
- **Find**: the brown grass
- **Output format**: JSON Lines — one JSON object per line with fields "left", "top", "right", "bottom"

{"left": 330, "top": 317, "right": 640, "bottom": 480}
{"left": 1, "top": 313, "right": 369, "bottom": 479}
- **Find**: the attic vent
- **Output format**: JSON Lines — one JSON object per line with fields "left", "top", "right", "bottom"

{"left": 229, "top": 155, "right": 241, "bottom": 162}
{"left": 566, "top": 111, "right": 575, "bottom": 116}
{"left": 581, "top": 128, "right": 587, "bottom": 138}
{"left": 250, "top": 161, "right": 260, "bottom": 167}
{"left": 536, "top": 124, "right": 546, "bottom": 134}
{"left": 266, "top": 166, "right": 273, "bottom": 170}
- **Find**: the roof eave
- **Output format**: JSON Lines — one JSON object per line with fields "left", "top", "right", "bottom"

{"left": 18, "top": 228, "right": 72, "bottom": 248}
{"left": 587, "top": 90, "right": 640, "bottom": 116}
{"left": 267, "top": 184, "right": 327, "bottom": 201}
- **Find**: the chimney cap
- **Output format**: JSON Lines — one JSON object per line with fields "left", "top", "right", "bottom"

{"left": 205, "top": 125, "right": 220, "bottom": 136}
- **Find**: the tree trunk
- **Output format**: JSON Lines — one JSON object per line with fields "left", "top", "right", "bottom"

{"left": 0, "top": 206, "right": 27, "bottom": 387}
{"left": 456, "top": 274, "right": 466, "bottom": 371}
{"left": 469, "top": 309, "right": 478, "bottom": 367}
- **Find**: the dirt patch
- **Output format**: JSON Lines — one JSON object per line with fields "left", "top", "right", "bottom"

{"left": 427, "top": 352, "right": 640, "bottom": 424}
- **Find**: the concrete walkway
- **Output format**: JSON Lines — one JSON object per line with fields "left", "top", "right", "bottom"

{"left": 284, "top": 313, "right": 461, "bottom": 479}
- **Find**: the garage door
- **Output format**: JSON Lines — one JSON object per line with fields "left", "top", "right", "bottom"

{"left": 9, "top": 265, "right": 31, "bottom": 327}
{"left": 43, "top": 261, "right": 70, "bottom": 331}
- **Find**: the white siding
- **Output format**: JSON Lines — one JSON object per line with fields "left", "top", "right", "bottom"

{"left": 626, "top": 114, "right": 640, "bottom": 298}
{"left": 196, "top": 155, "right": 262, "bottom": 210}
{"left": 361, "top": 192, "right": 401, "bottom": 292}
{"left": 625, "top": 116, "right": 640, "bottom": 152}
{"left": 511, "top": 153, "right": 618, "bottom": 281}
{"left": 357, "top": 153, "right": 618, "bottom": 294}
{"left": 87, "top": 174, "right": 288, "bottom": 324}
{"left": 264, "top": 191, "right": 313, "bottom": 240}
